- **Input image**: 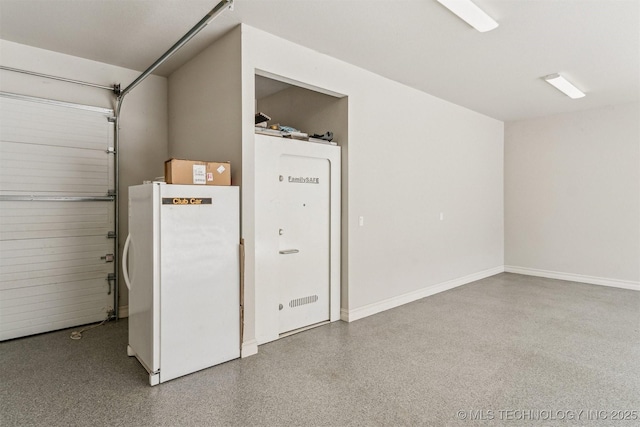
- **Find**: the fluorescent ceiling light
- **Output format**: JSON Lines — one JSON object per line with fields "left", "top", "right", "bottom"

{"left": 543, "top": 74, "right": 585, "bottom": 99}
{"left": 437, "top": 0, "right": 499, "bottom": 32}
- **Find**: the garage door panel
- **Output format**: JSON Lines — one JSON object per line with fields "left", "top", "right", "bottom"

{"left": 1, "top": 221, "right": 110, "bottom": 234}
{"left": 1, "top": 248, "right": 107, "bottom": 267}
{"left": 0, "top": 213, "right": 108, "bottom": 225}
{"left": 0, "top": 179, "right": 108, "bottom": 195}
{"left": 0, "top": 92, "right": 115, "bottom": 340}
{"left": 1, "top": 164, "right": 109, "bottom": 180}
{"left": 1, "top": 264, "right": 111, "bottom": 289}
{"left": 1, "top": 210, "right": 109, "bottom": 223}
{"left": 0, "top": 185, "right": 108, "bottom": 196}
{"left": 0, "top": 100, "right": 112, "bottom": 151}
{"left": 1, "top": 291, "right": 109, "bottom": 317}
{"left": 1, "top": 160, "right": 108, "bottom": 176}
{"left": 3, "top": 301, "right": 111, "bottom": 324}
{"left": 0, "top": 100, "right": 110, "bottom": 127}
{"left": 0, "top": 201, "right": 113, "bottom": 240}
{"left": 0, "top": 235, "right": 108, "bottom": 251}
{"left": 0, "top": 130, "right": 110, "bottom": 150}
{"left": 1, "top": 157, "right": 107, "bottom": 174}
{"left": 1, "top": 273, "right": 108, "bottom": 294}
{"left": 1, "top": 256, "right": 109, "bottom": 275}
{"left": 0, "top": 111, "right": 110, "bottom": 133}
{"left": 1, "top": 210, "right": 109, "bottom": 224}
{"left": 1, "top": 278, "right": 107, "bottom": 300}
{"left": 0, "top": 115, "right": 107, "bottom": 135}
{"left": 1, "top": 310, "right": 110, "bottom": 341}
{"left": 0, "top": 203, "right": 107, "bottom": 215}
{"left": 1, "top": 244, "right": 108, "bottom": 262}
{"left": 1, "top": 140, "right": 109, "bottom": 162}
{"left": 0, "top": 227, "right": 112, "bottom": 240}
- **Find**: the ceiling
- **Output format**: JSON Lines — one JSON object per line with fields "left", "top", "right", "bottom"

{"left": 0, "top": 0, "right": 638, "bottom": 121}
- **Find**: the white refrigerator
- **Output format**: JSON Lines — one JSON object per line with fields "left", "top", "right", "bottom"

{"left": 123, "top": 183, "right": 240, "bottom": 386}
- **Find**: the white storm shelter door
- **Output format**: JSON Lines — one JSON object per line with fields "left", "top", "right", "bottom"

{"left": 278, "top": 154, "right": 331, "bottom": 334}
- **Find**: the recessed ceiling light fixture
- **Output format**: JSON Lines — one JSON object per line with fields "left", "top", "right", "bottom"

{"left": 543, "top": 74, "right": 586, "bottom": 99}
{"left": 437, "top": 0, "right": 499, "bottom": 32}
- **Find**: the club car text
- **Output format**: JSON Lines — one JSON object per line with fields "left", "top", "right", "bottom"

{"left": 162, "top": 197, "right": 212, "bottom": 205}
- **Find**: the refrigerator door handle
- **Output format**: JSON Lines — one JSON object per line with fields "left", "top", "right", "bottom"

{"left": 122, "top": 234, "right": 132, "bottom": 290}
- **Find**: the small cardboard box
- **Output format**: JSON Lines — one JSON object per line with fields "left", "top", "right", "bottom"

{"left": 164, "top": 159, "right": 231, "bottom": 186}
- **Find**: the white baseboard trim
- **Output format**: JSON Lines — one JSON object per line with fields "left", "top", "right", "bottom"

{"left": 505, "top": 266, "right": 640, "bottom": 291}
{"left": 118, "top": 305, "right": 129, "bottom": 318}
{"left": 342, "top": 265, "right": 505, "bottom": 323}
{"left": 241, "top": 339, "right": 258, "bottom": 358}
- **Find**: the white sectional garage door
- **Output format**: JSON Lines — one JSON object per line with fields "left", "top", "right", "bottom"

{"left": 0, "top": 92, "right": 116, "bottom": 341}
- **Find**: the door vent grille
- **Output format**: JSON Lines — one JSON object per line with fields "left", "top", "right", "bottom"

{"left": 289, "top": 295, "right": 318, "bottom": 308}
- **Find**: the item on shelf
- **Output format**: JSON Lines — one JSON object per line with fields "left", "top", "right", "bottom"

{"left": 255, "top": 127, "right": 285, "bottom": 137}
{"left": 278, "top": 125, "right": 308, "bottom": 139}
{"left": 310, "top": 131, "right": 334, "bottom": 142}
{"left": 254, "top": 123, "right": 337, "bottom": 145}
{"left": 285, "top": 132, "right": 309, "bottom": 140}
{"left": 278, "top": 125, "right": 299, "bottom": 133}
{"left": 255, "top": 112, "right": 271, "bottom": 125}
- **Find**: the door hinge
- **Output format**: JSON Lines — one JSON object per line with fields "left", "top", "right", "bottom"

{"left": 101, "top": 253, "right": 115, "bottom": 263}
{"left": 106, "top": 273, "right": 116, "bottom": 295}
{"left": 107, "top": 116, "right": 116, "bottom": 123}
{"left": 106, "top": 147, "right": 116, "bottom": 154}
{"left": 107, "top": 231, "right": 116, "bottom": 239}
{"left": 107, "top": 189, "right": 116, "bottom": 197}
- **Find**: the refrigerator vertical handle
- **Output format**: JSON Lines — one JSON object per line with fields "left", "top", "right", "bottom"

{"left": 122, "top": 234, "right": 132, "bottom": 290}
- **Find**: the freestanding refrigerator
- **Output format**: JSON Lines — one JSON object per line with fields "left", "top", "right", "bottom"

{"left": 123, "top": 182, "right": 240, "bottom": 386}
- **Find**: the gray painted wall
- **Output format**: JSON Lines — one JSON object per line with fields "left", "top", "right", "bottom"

{"left": 168, "top": 28, "right": 243, "bottom": 186}
{"left": 505, "top": 103, "right": 640, "bottom": 281}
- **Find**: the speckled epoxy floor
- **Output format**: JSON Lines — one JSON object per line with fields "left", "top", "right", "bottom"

{"left": 1, "top": 273, "right": 639, "bottom": 426}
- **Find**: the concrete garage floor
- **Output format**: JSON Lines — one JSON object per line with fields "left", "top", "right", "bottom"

{"left": 1, "top": 273, "right": 639, "bottom": 426}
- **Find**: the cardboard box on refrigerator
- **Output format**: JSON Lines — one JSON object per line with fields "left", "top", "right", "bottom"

{"left": 164, "top": 159, "right": 231, "bottom": 186}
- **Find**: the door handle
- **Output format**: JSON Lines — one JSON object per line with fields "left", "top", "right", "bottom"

{"left": 122, "top": 234, "right": 132, "bottom": 290}
{"left": 279, "top": 249, "right": 299, "bottom": 255}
